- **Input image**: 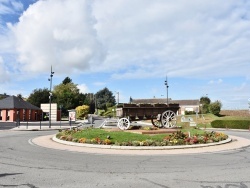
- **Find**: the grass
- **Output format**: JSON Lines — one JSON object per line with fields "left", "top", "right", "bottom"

{"left": 70, "top": 128, "right": 168, "bottom": 142}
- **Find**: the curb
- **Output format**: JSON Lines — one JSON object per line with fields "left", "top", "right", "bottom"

{"left": 201, "top": 128, "right": 250, "bottom": 132}
{"left": 52, "top": 135, "right": 232, "bottom": 150}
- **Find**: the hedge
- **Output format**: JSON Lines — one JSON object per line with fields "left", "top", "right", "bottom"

{"left": 211, "top": 120, "right": 250, "bottom": 129}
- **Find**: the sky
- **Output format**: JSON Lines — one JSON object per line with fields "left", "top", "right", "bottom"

{"left": 0, "top": 0, "right": 250, "bottom": 110}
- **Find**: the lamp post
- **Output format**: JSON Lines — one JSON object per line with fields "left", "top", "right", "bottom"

{"left": 116, "top": 91, "right": 119, "bottom": 106}
{"left": 164, "top": 76, "right": 169, "bottom": 105}
{"left": 48, "top": 66, "right": 54, "bottom": 128}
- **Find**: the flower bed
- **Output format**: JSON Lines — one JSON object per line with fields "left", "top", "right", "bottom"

{"left": 56, "top": 128, "right": 228, "bottom": 147}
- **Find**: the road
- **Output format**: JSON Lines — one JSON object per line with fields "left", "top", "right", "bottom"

{"left": 0, "top": 126, "right": 250, "bottom": 188}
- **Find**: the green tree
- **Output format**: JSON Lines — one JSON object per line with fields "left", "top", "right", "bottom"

{"left": 27, "top": 88, "right": 50, "bottom": 107}
{"left": 200, "top": 96, "right": 211, "bottom": 105}
{"left": 200, "top": 96, "right": 211, "bottom": 114}
{"left": 62, "top": 77, "right": 72, "bottom": 85}
{"left": 53, "top": 77, "right": 86, "bottom": 116}
{"left": 95, "top": 87, "right": 116, "bottom": 111}
{"left": 0, "top": 93, "right": 8, "bottom": 100}
{"left": 209, "top": 100, "right": 222, "bottom": 115}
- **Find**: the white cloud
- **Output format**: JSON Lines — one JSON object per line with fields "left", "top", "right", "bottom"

{"left": 92, "top": 0, "right": 250, "bottom": 79}
{"left": 11, "top": 0, "right": 106, "bottom": 75}
{"left": 208, "top": 79, "right": 223, "bottom": 84}
{"left": 77, "top": 83, "right": 89, "bottom": 93}
{"left": 1, "top": 0, "right": 250, "bottom": 82}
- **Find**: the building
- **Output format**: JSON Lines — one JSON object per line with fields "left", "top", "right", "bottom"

{"left": 0, "top": 96, "right": 42, "bottom": 122}
{"left": 130, "top": 98, "right": 200, "bottom": 115}
{"left": 40, "top": 103, "right": 58, "bottom": 121}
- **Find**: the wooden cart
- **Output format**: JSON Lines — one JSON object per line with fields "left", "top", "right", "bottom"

{"left": 116, "top": 103, "right": 179, "bottom": 130}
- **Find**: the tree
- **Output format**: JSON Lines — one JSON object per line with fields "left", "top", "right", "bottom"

{"left": 200, "top": 96, "right": 211, "bottom": 105}
{"left": 95, "top": 87, "right": 116, "bottom": 111}
{"left": 54, "top": 83, "right": 79, "bottom": 111}
{"left": 27, "top": 88, "right": 50, "bottom": 107}
{"left": 62, "top": 77, "right": 72, "bottom": 85}
{"left": 17, "top": 94, "right": 23, "bottom": 99}
{"left": 53, "top": 77, "right": 86, "bottom": 116}
{"left": 75, "top": 105, "right": 89, "bottom": 119}
{"left": 200, "top": 96, "right": 211, "bottom": 114}
{"left": 209, "top": 100, "right": 222, "bottom": 115}
{"left": 0, "top": 93, "right": 8, "bottom": 100}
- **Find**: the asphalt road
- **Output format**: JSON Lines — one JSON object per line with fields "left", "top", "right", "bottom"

{"left": 0, "top": 127, "right": 250, "bottom": 188}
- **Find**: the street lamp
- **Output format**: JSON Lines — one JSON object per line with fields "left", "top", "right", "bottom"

{"left": 164, "top": 76, "right": 169, "bottom": 105}
{"left": 116, "top": 91, "right": 119, "bottom": 106}
{"left": 48, "top": 66, "right": 54, "bottom": 128}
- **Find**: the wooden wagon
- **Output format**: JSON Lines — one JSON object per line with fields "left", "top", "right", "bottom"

{"left": 116, "top": 103, "right": 179, "bottom": 130}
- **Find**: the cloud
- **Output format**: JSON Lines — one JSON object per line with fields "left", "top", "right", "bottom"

{"left": 11, "top": 0, "right": 106, "bottom": 75}
{"left": 77, "top": 83, "right": 89, "bottom": 93}
{"left": 11, "top": 1, "right": 24, "bottom": 11}
{"left": 92, "top": 0, "right": 250, "bottom": 79}
{"left": 2, "top": 0, "right": 250, "bottom": 82}
{"left": 208, "top": 79, "right": 223, "bottom": 84}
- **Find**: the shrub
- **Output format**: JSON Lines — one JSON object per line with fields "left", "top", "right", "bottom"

{"left": 103, "top": 139, "right": 112, "bottom": 145}
{"left": 75, "top": 105, "right": 89, "bottom": 119}
{"left": 185, "top": 111, "right": 196, "bottom": 115}
{"left": 66, "top": 135, "right": 73, "bottom": 141}
{"left": 78, "top": 138, "right": 87, "bottom": 143}
{"left": 209, "top": 101, "right": 222, "bottom": 115}
{"left": 211, "top": 120, "right": 250, "bottom": 129}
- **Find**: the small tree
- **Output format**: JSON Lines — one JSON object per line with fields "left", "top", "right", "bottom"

{"left": 209, "top": 101, "right": 222, "bottom": 115}
{"left": 95, "top": 87, "right": 116, "bottom": 111}
{"left": 75, "top": 105, "right": 89, "bottom": 119}
{"left": 200, "top": 96, "right": 211, "bottom": 114}
{"left": 200, "top": 96, "right": 211, "bottom": 105}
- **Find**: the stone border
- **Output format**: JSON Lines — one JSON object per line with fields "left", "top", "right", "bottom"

{"left": 52, "top": 135, "right": 232, "bottom": 150}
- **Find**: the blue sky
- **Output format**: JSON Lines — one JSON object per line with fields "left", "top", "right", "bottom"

{"left": 0, "top": 0, "right": 250, "bottom": 110}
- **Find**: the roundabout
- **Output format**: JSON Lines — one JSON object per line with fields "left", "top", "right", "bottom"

{"left": 1, "top": 124, "right": 250, "bottom": 187}
{"left": 30, "top": 133, "right": 250, "bottom": 155}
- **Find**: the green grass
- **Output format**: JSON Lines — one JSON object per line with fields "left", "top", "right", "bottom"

{"left": 72, "top": 128, "right": 167, "bottom": 142}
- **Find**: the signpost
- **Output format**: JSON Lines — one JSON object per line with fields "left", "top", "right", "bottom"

{"left": 68, "top": 110, "right": 76, "bottom": 130}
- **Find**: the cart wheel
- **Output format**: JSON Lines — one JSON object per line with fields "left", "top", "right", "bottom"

{"left": 151, "top": 116, "right": 162, "bottom": 128}
{"left": 161, "top": 110, "right": 177, "bottom": 128}
{"left": 118, "top": 118, "right": 130, "bottom": 130}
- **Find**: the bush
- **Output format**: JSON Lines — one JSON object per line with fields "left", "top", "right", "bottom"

{"left": 75, "top": 105, "right": 89, "bottom": 119}
{"left": 185, "top": 111, "right": 196, "bottom": 115}
{"left": 211, "top": 120, "right": 250, "bottom": 129}
{"left": 209, "top": 101, "right": 222, "bottom": 115}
